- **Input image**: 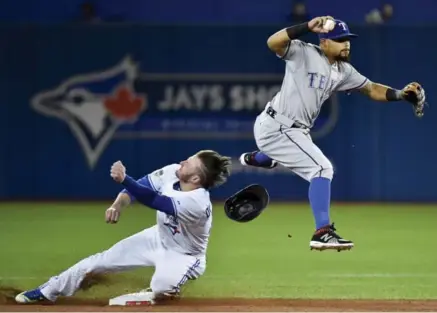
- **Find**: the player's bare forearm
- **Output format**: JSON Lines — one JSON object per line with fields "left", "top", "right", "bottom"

{"left": 359, "top": 82, "right": 403, "bottom": 102}
{"left": 267, "top": 17, "right": 334, "bottom": 57}
{"left": 111, "top": 193, "right": 131, "bottom": 211}
{"left": 267, "top": 29, "right": 293, "bottom": 57}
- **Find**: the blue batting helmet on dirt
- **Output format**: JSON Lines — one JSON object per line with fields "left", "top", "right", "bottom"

{"left": 319, "top": 19, "right": 358, "bottom": 40}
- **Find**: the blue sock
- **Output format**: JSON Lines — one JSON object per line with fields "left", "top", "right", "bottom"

{"left": 254, "top": 151, "right": 272, "bottom": 166}
{"left": 308, "top": 177, "right": 331, "bottom": 230}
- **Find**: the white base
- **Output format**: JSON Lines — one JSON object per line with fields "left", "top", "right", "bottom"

{"left": 108, "top": 291, "right": 155, "bottom": 306}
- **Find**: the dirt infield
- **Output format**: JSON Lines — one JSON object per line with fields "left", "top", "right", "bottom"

{"left": 2, "top": 287, "right": 437, "bottom": 312}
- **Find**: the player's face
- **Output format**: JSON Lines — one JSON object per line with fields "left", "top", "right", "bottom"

{"left": 177, "top": 155, "right": 203, "bottom": 185}
{"left": 323, "top": 38, "right": 351, "bottom": 62}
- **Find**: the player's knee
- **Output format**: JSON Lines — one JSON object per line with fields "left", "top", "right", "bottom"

{"left": 83, "top": 251, "right": 117, "bottom": 273}
{"left": 75, "top": 252, "right": 103, "bottom": 272}
{"left": 321, "top": 165, "right": 334, "bottom": 180}
{"left": 310, "top": 163, "right": 334, "bottom": 180}
{"left": 150, "top": 275, "right": 181, "bottom": 295}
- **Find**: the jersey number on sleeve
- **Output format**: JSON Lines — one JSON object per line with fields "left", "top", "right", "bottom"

{"left": 205, "top": 205, "right": 212, "bottom": 218}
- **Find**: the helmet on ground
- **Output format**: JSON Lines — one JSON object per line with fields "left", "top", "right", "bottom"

{"left": 224, "top": 184, "right": 270, "bottom": 223}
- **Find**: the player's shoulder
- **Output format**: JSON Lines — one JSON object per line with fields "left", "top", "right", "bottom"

{"left": 289, "top": 39, "right": 310, "bottom": 50}
{"left": 292, "top": 40, "right": 321, "bottom": 52}
{"left": 151, "top": 163, "right": 180, "bottom": 179}
{"left": 337, "top": 62, "right": 358, "bottom": 75}
{"left": 293, "top": 40, "right": 325, "bottom": 59}
{"left": 178, "top": 188, "right": 211, "bottom": 209}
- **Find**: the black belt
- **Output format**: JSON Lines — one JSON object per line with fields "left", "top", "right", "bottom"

{"left": 266, "top": 106, "right": 308, "bottom": 129}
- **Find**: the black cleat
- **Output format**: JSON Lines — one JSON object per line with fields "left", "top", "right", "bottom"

{"left": 239, "top": 151, "right": 277, "bottom": 169}
{"left": 309, "top": 223, "right": 354, "bottom": 252}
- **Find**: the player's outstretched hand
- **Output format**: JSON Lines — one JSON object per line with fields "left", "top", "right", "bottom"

{"left": 401, "top": 82, "right": 427, "bottom": 118}
{"left": 105, "top": 207, "right": 120, "bottom": 224}
{"left": 111, "top": 160, "right": 126, "bottom": 183}
{"left": 308, "top": 16, "right": 335, "bottom": 34}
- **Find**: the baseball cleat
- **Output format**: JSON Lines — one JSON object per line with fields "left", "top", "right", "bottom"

{"left": 239, "top": 151, "right": 277, "bottom": 169}
{"left": 109, "top": 289, "right": 155, "bottom": 306}
{"left": 15, "top": 288, "right": 49, "bottom": 304}
{"left": 309, "top": 223, "right": 354, "bottom": 252}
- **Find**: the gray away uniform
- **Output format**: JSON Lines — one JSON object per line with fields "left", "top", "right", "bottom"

{"left": 254, "top": 39, "right": 369, "bottom": 181}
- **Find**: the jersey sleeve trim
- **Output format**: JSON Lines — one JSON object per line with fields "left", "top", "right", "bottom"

{"left": 279, "top": 41, "right": 291, "bottom": 59}
{"left": 355, "top": 78, "right": 369, "bottom": 90}
{"left": 171, "top": 197, "right": 179, "bottom": 220}
{"left": 345, "top": 78, "right": 369, "bottom": 94}
{"left": 147, "top": 175, "right": 158, "bottom": 192}
{"left": 120, "top": 189, "right": 134, "bottom": 201}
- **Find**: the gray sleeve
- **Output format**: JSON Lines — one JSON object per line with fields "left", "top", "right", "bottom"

{"left": 278, "top": 39, "right": 305, "bottom": 71}
{"left": 336, "top": 63, "right": 369, "bottom": 92}
{"left": 279, "top": 39, "right": 305, "bottom": 61}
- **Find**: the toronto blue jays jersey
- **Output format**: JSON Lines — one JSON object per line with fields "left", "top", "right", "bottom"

{"left": 148, "top": 164, "right": 213, "bottom": 257}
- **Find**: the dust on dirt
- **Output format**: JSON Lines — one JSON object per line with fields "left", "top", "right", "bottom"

{"left": 2, "top": 286, "right": 437, "bottom": 312}
{"left": 78, "top": 273, "right": 112, "bottom": 291}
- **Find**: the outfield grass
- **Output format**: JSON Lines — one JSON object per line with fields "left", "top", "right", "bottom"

{"left": 0, "top": 202, "right": 436, "bottom": 300}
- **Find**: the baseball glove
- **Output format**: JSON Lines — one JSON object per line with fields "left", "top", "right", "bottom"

{"left": 402, "top": 82, "right": 426, "bottom": 118}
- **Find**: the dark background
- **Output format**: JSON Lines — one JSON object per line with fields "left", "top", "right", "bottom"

{"left": 0, "top": 0, "right": 434, "bottom": 202}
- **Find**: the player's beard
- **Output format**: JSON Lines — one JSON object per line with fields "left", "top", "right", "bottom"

{"left": 335, "top": 50, "right": 351, "bottom": 63}
{"left": 177, "top": 171, "right": 195, "bottom": 184}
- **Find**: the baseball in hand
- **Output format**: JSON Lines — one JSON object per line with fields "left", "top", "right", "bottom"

{"left": 323, "top": 19, "right": 335, "bottom": 31}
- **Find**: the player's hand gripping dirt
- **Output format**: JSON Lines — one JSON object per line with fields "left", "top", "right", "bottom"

{"left": 105, "top": 207, "right": 120, "bottom": 224}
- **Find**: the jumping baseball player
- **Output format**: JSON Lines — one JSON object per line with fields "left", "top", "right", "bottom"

{"left": 15, "top": 150, "right": 232, "bottom": 306}
{"left": 240, "top": 16, "right": 426, "bottom": 252}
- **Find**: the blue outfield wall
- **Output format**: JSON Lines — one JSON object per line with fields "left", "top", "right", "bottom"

{"left": 0, "top": 24, "right": 435, "bottom": 202}
{"left": 0, "top": 0, "right": 436, "bottom": 24}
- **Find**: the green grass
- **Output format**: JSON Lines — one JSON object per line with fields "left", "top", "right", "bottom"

{"left": 0, "top": 202, "right": 436, "bottom": 300}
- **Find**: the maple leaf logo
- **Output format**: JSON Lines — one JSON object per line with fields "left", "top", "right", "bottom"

{"left": 104, "top": 85, "right": 146, "bottom": 121}
{"left": 30, "top": 55, "right": 148, "bottom": 169}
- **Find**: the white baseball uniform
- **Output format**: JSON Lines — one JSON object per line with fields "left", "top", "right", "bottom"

{"left": 38, "top": 163, "right": 212, "bottom": 301}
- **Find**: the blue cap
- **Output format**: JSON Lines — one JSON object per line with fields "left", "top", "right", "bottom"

{"left": 318, "top": 19, "right": 358, "bottom": 40}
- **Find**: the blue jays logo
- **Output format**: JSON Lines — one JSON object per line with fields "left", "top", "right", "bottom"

{"left": 31, "top": 56, "right": 147, "bottom": 169}
{"left": 164, "top": 214, "right": 180, "bottom": 235}
{"left": 31, "top": 55, "right": 338, "bottom": 169}
{"left": 164, "top": 222, "right": 181, "bottom": 235}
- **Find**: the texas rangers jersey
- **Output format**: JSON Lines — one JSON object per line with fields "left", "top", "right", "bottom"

{"left": 270, "top": 39, "right": 369, "bottom": 128}
{"left": 148, "top": 164, "right": 212, "bottom": 257}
